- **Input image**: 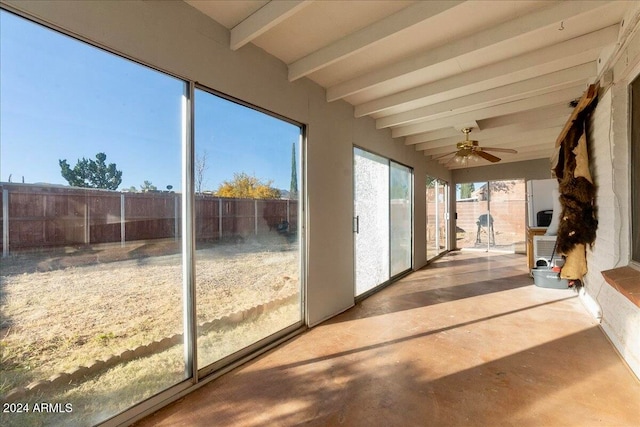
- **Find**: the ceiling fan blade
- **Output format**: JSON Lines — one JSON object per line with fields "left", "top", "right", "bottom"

{"left": 431, "top": 150, "right": 457, "bottom": 160}
{"left": 479, "top": 146, "right": 518, "bottom": 154}
{"left": 476, "top": 151, "right": 501, "bottom": 163}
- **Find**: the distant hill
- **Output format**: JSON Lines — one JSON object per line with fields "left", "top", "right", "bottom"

{"left": 278, "top": 189, "right": 299, "bottom": 200}
{"left": 279, "top": 189, "right": 290, "bottom": 199}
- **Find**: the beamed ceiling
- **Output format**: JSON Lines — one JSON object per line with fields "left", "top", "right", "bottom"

{"left": 185, "top": 0, "right": 637, "bottom": 169}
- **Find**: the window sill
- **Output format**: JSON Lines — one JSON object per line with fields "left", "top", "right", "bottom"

{"left": 601, "top": 267, "right": 640, "bottom": 308}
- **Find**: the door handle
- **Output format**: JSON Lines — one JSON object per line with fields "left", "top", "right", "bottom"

{"left": 354, "top": 216, "right": 359, "bottom": 234}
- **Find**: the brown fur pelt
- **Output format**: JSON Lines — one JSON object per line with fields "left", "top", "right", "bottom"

{"left": 554, "top": 105, "right": 598, "bottom": 257}
{"left": 560, "top": 175, "right": 595, "bottom": 204}
{"left": 554, "top": 118, "right": 583, "bottom": 179}
{"left": 556, "top": 181, "right": 597, "bottom": 254}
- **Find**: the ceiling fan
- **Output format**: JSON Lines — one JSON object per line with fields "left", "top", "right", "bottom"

{"left": 433, "top": 128, "right": 517, "bottom": 166}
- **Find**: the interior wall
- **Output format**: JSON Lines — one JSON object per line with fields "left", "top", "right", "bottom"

{"left": 451, "top": 159, "right": 554, "bottom": 184}
{"left": 1, "top": 0, "right": 439, "bottom": 326}
{"left": 584, "top": 21, "right": 640, "bottom": 378}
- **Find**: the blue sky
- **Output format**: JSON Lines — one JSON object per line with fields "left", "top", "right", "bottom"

{"left": 0, "top": 11, "right": 300, "bottom": 192}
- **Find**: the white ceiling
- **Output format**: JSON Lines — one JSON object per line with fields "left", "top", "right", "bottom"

{"left": 184, "top": 0, "right": 634, "bottom": 169}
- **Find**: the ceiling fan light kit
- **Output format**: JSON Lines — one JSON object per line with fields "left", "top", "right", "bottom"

{"left": 436, "top": 128, "right": 518, "bottom": 167}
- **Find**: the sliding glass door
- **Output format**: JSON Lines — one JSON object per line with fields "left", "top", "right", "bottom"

{"left": 390, "top": 162, "right": 412, "bottom": 276}
{"left": 426, "top": 177, "right": 449, "bottom": 261}
{"left": 455, "top": 179, "right": 525, "bottom": 252}
{"left": 354, "top": 148, "right": 412, "bottom": 297}
{"left": 354, "top": 149, "right": 389, "bottom": 296}
{"left": 488, "top": 180, "right": 526, "bottom": 253}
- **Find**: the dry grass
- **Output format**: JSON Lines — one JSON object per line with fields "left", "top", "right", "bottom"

{"left": 0, "top": 236, "right": 300, "bottom": 396}
{"left": 0, "top": 301, "right": 299, "bottom": 427}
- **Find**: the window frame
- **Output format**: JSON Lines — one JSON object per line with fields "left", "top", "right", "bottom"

{"left": 0, "top": 7, "right": 308, "bottom": 426}
{"left": 630, "top": 73, "right": 640, "bottom": 268}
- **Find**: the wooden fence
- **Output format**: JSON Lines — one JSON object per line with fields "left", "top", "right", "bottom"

{"left": 0, "top": 183, "right": 298, "bottom": 256}
{"left": 456, "top": 199, "right": 526, "bottom": 248}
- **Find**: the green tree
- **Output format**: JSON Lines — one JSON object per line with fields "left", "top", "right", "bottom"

{"left": 459, "top": 182, "right": 475, "bottom": 199}
{"left": 290, "top": 143, "right": 298, "bottom": 199}
{"left": 59, "top": 152, "right": 122, "bottom": 190}
{"left": 215, "top": 172, "right": 281, "bottom": 199}
{"left": 140, "top": 180, "right": 157, "bottom": 192}
{"left": 490, "top": 180, "right": 515, "bottom": 193}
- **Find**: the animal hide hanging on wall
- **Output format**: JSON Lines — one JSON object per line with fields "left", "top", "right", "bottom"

{"left": 552, "top": 98, "right": 598, "bottom": 286}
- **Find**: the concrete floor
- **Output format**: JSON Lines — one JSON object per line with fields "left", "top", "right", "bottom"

{"left": 137, "top": 252, "right": 640, "bottom": 426}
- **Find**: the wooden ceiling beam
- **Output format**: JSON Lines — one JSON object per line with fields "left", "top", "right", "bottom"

{"left": 415, "top": 123, "right": 566, "bottom": 153}
{"left": 328, "top": 2, "right": 613, "bottom": 102}
{"left": 392, "top": 85, "right": 584, "bottom": 138}
{"left": 405, "top": 111, "right": 570, "bottom": 146}
{"left": 377, "top": 62, "right": 594, "bottom": 129}
{"left": 478, "top": 104, "right": 573, "bottom": 130}
{"left": 420, "top": 128, "right": 562, "bottom": 156}
{"left": 230, "top": 0, "right": 313, "bottom": 50}
{"left": 352, "top": 25, "right": 616, "bottom": 117}
{"left": 288, "top": 1, "right": 462, "bottom": 81}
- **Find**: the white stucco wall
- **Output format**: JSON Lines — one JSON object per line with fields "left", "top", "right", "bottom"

{"left": 584, "top": 24, "right": 640, "bottom": 378}
{"left": 0, "top": 0, "right": 449, "bottom": 326}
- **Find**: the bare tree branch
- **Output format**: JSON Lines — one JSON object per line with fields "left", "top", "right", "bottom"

{"left": 195, "top": 149, "right": 209, "bottom": 193}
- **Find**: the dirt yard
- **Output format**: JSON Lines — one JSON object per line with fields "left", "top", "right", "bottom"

{"left": 0, "top": 237, "right": 300, "bottom": 395}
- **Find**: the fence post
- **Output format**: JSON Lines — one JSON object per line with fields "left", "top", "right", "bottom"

{"left": 121, "top": 192, "right": 126, "bottom": 247}
{"left": 43, "top": 195, "right": 47, "bottom": 247}
{"left": 174, "top": 194, "right": 179, "bottom": 240}
{"left": 218, "top": 198, "right": 223, "bottom": 239}
{"left": 84, "top": 197, "right": 90, "bottom": 245}
{"left": 287, "top": 199, "right": 290, "bottom": 224}
{"left": 2, "top": 188, "right": 8, "bottom": 257}
{"left": 254, "top": 199, "right": 258, "bottom": 236}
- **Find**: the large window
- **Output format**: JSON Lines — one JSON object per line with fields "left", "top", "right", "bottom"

{"left": 0, "top": 11, "right": 186, "bottom": 427}
{"left": 193, "top": 89, "right": 303, "bottom": 373}
{"left": 631, "top": 75, "right": 640, "bottom": 264}
{"left": 0, "top": 10, "right": 304, "bottom": 427}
